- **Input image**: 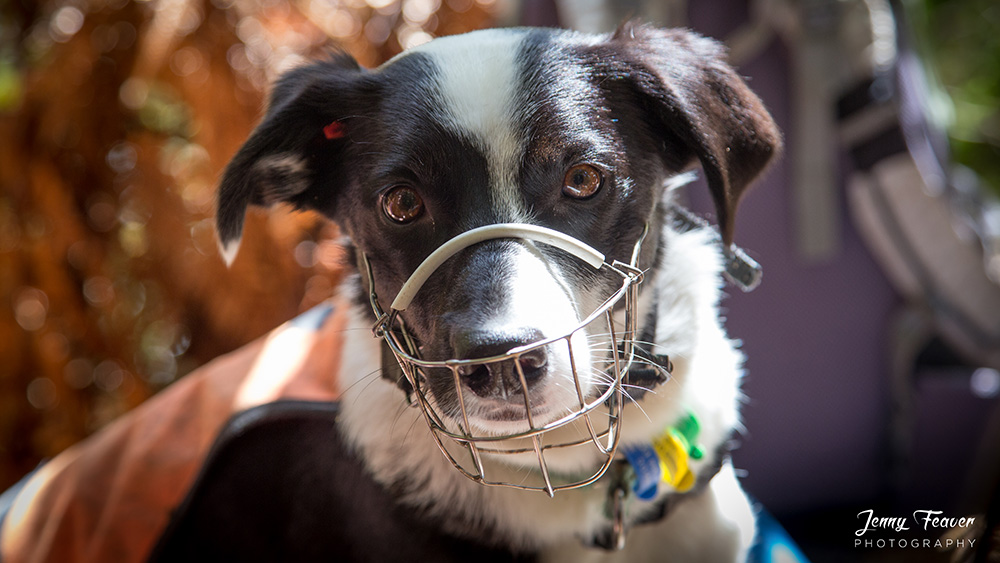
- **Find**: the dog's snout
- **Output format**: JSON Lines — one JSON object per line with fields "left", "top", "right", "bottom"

{"left": 453, "top": 327, "right": 545, "bottom": 360}
{"left": 453, "top": 329, "right": 548, "bottom": 399}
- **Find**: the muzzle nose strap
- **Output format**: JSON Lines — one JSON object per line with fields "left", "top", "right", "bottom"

{"left": 390, "top": 223, "right": 606, "bottom": 312}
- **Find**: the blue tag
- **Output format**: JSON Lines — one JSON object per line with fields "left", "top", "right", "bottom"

{"left": 623, "top": 445, "right": 661, "bottom": 500}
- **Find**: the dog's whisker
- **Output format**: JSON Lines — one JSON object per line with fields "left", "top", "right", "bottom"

{"left": 389, "top": 396, "right": 418, "bottom": 440}
{"left": 580, "top": 350, "right": 671, "bottom": 374}
{"left": 399, "top": 405, "right": 430, "bottom": 446}
{"left": 591, "top": 375, "right": 653, "bottom": 423}
{"left": 584, "top": 335, "right": 664, "bottom": 351}
{"left": 341, "top": 367, "right": 385, "bottom": 401}
{"left": 583, "top": 364, "right": 662, "bottom": 396}
{"left": 582, "top": 341, "right": 665, "bottom": 355}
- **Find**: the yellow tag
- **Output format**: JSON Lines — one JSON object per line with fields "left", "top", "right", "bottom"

{"left": 651, "top": 432, "right": 695, "bottom": 493}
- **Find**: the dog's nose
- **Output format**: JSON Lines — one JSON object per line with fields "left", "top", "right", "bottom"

{"left": 452, "top": 329, "right": 548, "bottom": 399}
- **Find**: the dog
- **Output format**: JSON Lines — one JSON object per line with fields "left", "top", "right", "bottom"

{"left": 215, "top": 22, "right": 780, "bottom": 562}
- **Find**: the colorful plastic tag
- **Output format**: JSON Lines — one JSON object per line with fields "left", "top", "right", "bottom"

{"left": 623, "top": 412, "right": 704, "bottom": 499}
{"left": 623, "top": 444, "right": 662, "bottom": 500}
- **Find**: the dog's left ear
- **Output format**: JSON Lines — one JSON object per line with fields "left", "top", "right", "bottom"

{"left": 608, "top": 23, "right": 782, "bottom": 247}
{"left": 215, "top": 54, "right": 365, "bottom": 265}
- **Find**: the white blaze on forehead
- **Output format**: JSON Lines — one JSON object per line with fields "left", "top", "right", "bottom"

{"left": 404, "top": 30, "right": 528, "bottom": 217}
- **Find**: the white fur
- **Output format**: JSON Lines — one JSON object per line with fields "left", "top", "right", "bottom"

{"left": 217, "top": 153, "right": 308, "bottom": 266}
{"left": 254, "top": 153, "right": 309, "bottom": 205}
{"left": 218, "top": 238, "right": 240, "bottom": 267}
{"left": 402, "top": 30, "right": 530, "bottom": 219}
{"left": 336, "top": 223, "right": 752, "bottom": 554}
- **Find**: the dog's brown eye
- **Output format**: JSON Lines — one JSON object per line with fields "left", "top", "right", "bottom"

{"left": 381, "top": 185, "right": 424, "bottom": 223}
{"left": 562, "top": 164, "right": 602, "bottom": 199}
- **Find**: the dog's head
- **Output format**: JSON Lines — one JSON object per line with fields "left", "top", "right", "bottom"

{"left": 217, "top": 24, "right": 779, "bottom": 439}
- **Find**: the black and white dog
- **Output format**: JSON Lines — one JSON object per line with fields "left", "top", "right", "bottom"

{"left": 216, "top": 22, "right": 780, "bottom": 562}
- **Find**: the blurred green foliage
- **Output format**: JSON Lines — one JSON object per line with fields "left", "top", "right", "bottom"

{"left": 0, "top": 58, "right": 22, "bottom": 111}
{"left": 909, "top": 0, "right": 1000, "bottom": 196}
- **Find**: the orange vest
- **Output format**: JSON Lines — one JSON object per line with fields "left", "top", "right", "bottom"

{"left": 0, "top": 302, "right": 347, "bottom": 563}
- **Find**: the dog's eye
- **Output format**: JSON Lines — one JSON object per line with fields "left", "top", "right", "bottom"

{"left": 381, "top": 185, "right": 424, "bottom": 223}
{"left": 562, "top": 164, "right": 602, "bottom": 199}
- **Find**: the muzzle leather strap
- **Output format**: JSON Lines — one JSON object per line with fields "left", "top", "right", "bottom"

{"left": 380, "top": 339, "right": 413, "bottom": 399}
{"left": 617, "top": 298, "right": 671, "bottom": 402}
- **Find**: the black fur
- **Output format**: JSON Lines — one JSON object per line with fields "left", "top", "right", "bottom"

{"left": 150, "top": 402, "right": 535, "bottom": 562}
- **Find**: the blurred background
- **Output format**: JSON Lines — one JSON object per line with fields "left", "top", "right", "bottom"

{"left": 1, "top": 0, "right": 999, "bottom": 560}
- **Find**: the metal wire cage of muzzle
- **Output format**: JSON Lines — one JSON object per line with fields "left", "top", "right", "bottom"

{"left": 364, "top": 224, "right": 646, "bottom": 496}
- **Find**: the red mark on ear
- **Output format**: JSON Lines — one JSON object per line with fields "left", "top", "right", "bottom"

{"left": 323, "top": 121, "right": 345, "bottom": 140}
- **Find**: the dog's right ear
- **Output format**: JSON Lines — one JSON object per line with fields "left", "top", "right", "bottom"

{"left": 605, "top": 24, "right": 782, "bottom": 248}
{"left": 216, "top": 53, "right": 365, "bottom": 265}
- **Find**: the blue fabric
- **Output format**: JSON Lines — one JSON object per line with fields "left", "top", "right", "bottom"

{"left": 287, "top": 302, "right": 334, "bottom": 331}
{"left": 748, "top": 507, "right": 810, "bottom": 563}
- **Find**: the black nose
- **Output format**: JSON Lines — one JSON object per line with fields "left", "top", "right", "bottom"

{"left": 452, "top": 328, "right": 548, "bottom": 399}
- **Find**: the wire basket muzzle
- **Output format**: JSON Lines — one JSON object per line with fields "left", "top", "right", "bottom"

{"left": 365, "top": 224, "right": 645, "bottom": 496}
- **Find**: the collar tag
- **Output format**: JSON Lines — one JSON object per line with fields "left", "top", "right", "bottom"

{"left": 669, "top": 205, "right": 763, "bottom": 292}
{"left": 621, "top": 413, "right": 704, "bottom": 500}
{"left": 622, "top": 445, "right": 661, "bottom": 500}
{"left": 723, "top": 245, "right": 763, "bottom": 292}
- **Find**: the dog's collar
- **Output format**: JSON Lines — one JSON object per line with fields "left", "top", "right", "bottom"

{"left": 591, "top": 427, "right": 737, "bottom": 551}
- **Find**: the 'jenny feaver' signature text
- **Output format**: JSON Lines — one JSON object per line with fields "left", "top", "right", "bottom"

{"left": 856, "top": 509, "right": 976, "bottom": 536}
